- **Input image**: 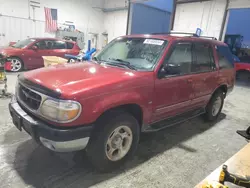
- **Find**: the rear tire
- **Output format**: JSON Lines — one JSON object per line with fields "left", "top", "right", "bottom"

{"left": 86, "top": 111, "right": 140, "bottom": 172}
{"left": 204, "top": 90, "right": 224, "bottom": 121}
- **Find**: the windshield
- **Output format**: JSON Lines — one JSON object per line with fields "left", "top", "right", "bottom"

{"left": 12, "top": 38, "right": 36, "bottom": 48}
{"left": 96, "top": 37, "right": 168, "bottom": 71}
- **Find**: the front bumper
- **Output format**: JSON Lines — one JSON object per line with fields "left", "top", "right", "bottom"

{"left": 9, "top": 95, "right": 93, "bottom": 152}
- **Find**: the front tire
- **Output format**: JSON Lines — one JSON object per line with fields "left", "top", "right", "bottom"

{"left": 86, "top": 111, "right": 140, "bottom": 172}
{"left": 9, "top": 57, "right": 23, "bottom": 72}
{"left": 204, "top": 90, "right": 224, "bottom": 121}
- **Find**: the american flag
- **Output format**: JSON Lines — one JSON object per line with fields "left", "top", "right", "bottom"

{"left": 44, "top": 7, "right": 58, "bottom": 32}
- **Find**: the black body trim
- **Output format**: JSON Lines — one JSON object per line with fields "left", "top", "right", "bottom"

{"left": 19, "top": 74, "right": 61, "bottom": 98}
{"left": 142, "top": 107, "right": 205, "bottom": 132}
{"left": 9, "top": 96, "right": 93, "bottom": 142}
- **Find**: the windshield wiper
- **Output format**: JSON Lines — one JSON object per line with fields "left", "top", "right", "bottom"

{"left": 91, "top": 57, "right": 99, "bottom": 64}
{"left": 109, "top": 58, "right": 136, "bottom": 70}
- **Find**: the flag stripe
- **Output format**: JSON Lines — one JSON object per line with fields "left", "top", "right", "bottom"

{"left": 44, "top": 7, "right": 57, "bottom": 32}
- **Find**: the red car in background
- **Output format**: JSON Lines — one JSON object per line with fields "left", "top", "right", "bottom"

{"left": 0, "top": 38, "right": 80, "bottom": 72}
{"left": 233, "top": 55, "right": 250, "bottom": 80}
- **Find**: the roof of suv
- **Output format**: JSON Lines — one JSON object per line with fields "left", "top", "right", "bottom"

{"left": 123, "top": 34, "right": 227, "bottom": 46}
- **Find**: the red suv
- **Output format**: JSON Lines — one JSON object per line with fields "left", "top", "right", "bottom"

{"left": 0, "top": 38, "right": 80, "bottom": 72}
{"left": 9, "top": 34, "right": 235, "bottom": 171}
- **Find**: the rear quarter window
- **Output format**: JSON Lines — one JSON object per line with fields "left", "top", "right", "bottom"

{"left": 216, "top": 45, "right": 234, "bottom": 69}
{"left": 66, "top": 42, "right": 74, "bottom": 49}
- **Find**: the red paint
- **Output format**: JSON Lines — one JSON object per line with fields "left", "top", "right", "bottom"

{"left": 4, "top": 61, "right": 12, "bottom": 71}
{"left": 9, "top": 42, "right": 16, "bottom": 46}
{"left": 235, "top": 62, "right": 250, "bottom": 72}
{"left": 22, "top": 35, "right": 235, "bottom": 127}
{"left": 0, "top": 38, "right": 80, "bottom": 70}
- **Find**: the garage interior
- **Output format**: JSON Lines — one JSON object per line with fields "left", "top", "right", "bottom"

{"left": 1, "top": 0, "right": 250, "bottom": 188}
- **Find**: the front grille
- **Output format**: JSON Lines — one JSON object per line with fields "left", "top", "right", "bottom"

{"left": 18, "top": 84, "right": 42, "bottom": 110}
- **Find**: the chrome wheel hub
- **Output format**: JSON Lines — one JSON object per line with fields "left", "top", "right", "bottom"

{"left": 212, "top": 96, "right": 222, "bottom": 116}
{"left": 105, "top": 126, "right": 133, "bottom": 161}
{"left": 11, "top": 59, "right": 22, "bottom": 72}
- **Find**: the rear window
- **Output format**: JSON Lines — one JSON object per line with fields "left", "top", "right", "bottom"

{"left": 216, "top": 45, "right": 234, "bottom": 69}
{"left": 66, "top": 42, "right": 74, "bottom": 49}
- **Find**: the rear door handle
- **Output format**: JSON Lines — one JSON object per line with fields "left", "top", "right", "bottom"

{"left": 187, "top": 79, "right": 192, "bottom": 83}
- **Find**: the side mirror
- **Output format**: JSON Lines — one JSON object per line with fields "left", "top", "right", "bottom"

{"left": 159, "top": 64, "right": 180, "bottom": 78}
{"left": 31, "top": 46, "right": 38, "bottom": 50}
{"left": 165, "top": 64, "right": 181, "bottom": 75}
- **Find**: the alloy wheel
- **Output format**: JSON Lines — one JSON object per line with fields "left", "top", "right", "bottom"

{"left": 10, "top": 58, "right": 22, "bottom": 72}
{"left": 212, "top": 96, "right": 222, "bottom": 116}
{"left": 105, "top": 125, "right": 133, "bottom": 161}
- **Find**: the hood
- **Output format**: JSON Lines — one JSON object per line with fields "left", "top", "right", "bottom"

{"left": 0, "top": 46, "right": 21, "bottom": 56}
{"left": 23, "top": 62, "right": 153, "bottom": 99}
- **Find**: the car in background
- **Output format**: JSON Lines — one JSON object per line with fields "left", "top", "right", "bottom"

{"left": 0, "top": 38, "right": 80, "bottom": 72}
{"left": 233, "top": 54, "right": 250, "bottom": 80}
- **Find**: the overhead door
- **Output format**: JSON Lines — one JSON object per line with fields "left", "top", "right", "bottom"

{"left": 173, "top": 0, "right": 227, "bottom": 39}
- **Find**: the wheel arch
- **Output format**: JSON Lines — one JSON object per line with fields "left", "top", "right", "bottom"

{"left": 96, "top": 103, "right": 144, "bottom": 128}
{"left": 8, "top": 56, "right": 25, "bottom": 69}
{"left": 8, "top": 56, "right": 24, "bottom": 62}
{"left": 211, "top": 84, "right": 227, "bottom": 101}
{"left": 236, "top": 69, "right": 250, "bottom": 73}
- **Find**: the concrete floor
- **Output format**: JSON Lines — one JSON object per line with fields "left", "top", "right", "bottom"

{"left": 1, "top": 73, "right": 250, "bottom": 188}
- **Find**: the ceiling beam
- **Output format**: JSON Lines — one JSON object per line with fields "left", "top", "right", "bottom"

{"left": 176, "top": 0, "right": 211, "bottom": 4}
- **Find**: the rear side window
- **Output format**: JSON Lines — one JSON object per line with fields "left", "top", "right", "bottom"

{"left": 66, "top": 42, "right": 74, "bottom": 49}
{"left": 192, "top": 43, "right": 215, "bottom": 72}
{"left": 52, "top": 41, "right": 66, "bottom": 49}
{"left": 216, "top": 45, "right": 234, "bottom": 69}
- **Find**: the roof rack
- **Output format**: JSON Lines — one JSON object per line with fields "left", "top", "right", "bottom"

{"left": 151, "top": 32, "right": 198, "bottom": 37}
{"left": 151, "top": 32, "right": 217, "bottom": 40}
{"left": 198, "top": 36, "right": 218, "bottom": 40}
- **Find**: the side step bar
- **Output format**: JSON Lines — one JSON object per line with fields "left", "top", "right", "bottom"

{"left": 143, "top": 108, "right": 205, "bottom": 132}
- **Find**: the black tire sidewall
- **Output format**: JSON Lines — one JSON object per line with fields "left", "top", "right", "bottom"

{"left": 86, "top": 112, "right": 140, "bottom": 171}
{"left": 205, "top": 90, "right": 224, "bottom": 121}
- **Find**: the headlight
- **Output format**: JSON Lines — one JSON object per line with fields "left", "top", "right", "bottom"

{"left": 40, "top": 99, "right": 81, "bottom": 123}
{"left": 1, "top": 52, "right": 7, "bottom": 57}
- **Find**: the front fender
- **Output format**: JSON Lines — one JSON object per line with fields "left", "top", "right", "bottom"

{"left": 79, "top": 87, "right": 153, "bottom": 125}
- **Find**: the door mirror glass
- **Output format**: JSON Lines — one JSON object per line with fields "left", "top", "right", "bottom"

{"left": 159, "top": 64, "right": 181, "bottom": 78}
{"left": 164, "top": 64, "right": 181, "bottom": 75}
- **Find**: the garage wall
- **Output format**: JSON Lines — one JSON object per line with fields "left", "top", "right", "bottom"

{"left": 173, "top": 0, "right": 227, "bottom": 39}
{"left": 103, "top": 0, "right": 128, "bottom": 42}
{"left": 104, "top": 11, "right": 128, "bottom": 42}
{"left": 0, "top": 0, "right": 105, "bottom": 49}
{"left": 229, "top": 0, "right": 250, "bottom": 9}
